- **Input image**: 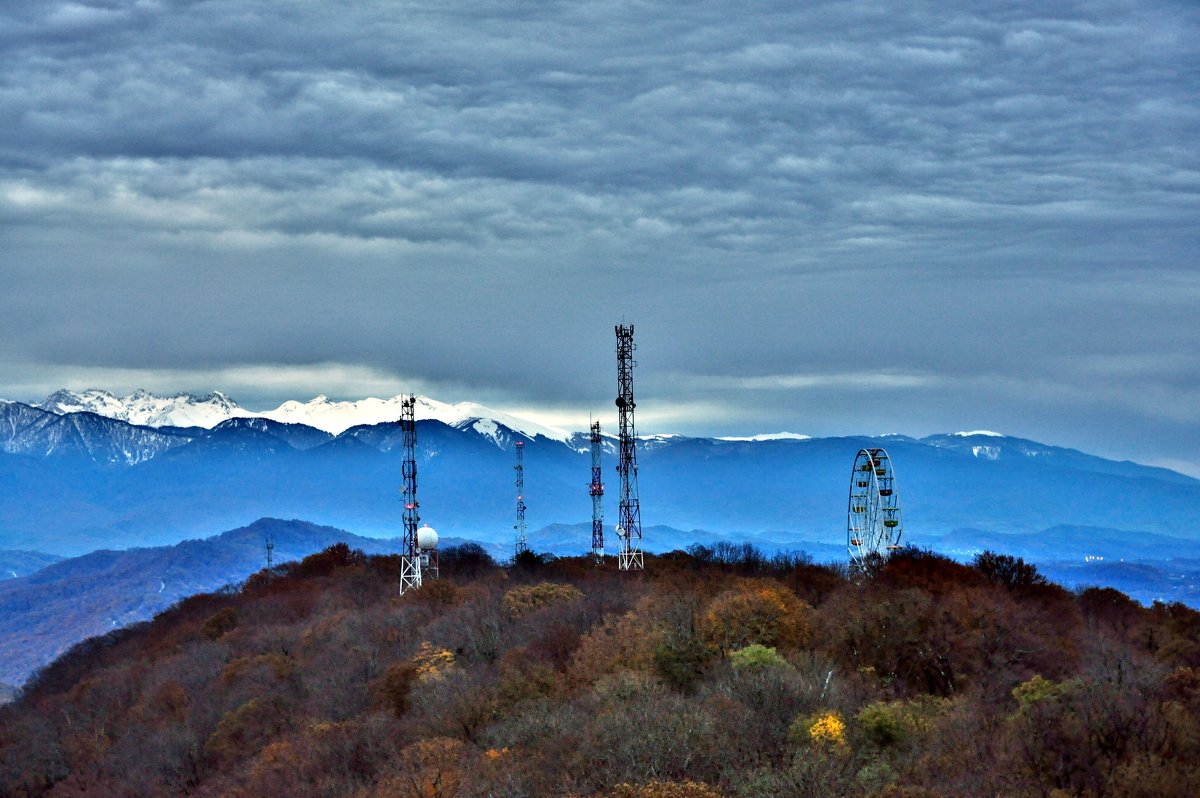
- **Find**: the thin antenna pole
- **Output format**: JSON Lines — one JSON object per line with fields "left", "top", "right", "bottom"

{"left": 265, "top": 531, "right": 274, "bottom": 584}
{"left": 615, "top": 324, "right": 644, "bottom": 571}
{"left": 590, "top": 420, "right": 604, "bottom": 563}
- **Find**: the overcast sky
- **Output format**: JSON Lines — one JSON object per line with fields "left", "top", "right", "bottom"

{"left": 1, "top": 1, "right": 1197, "bottom": 474}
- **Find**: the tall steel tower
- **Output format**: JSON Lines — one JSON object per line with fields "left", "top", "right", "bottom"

{"left": 615, "top": 324, "right": 644, "bottom": 571}
{"left": 589, "top": 420, "right": 605, "bottom": 563}
{"left": 399, "top": 394, "right": 423, "bottom": 594}
{"left": 514, "top": 440, "right": 528, "bottom": 556}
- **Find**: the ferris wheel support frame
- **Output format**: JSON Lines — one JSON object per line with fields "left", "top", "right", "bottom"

{"left": 847, "top": 446, "right": 904, "bottom": 572}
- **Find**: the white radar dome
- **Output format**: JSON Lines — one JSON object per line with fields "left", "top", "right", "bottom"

{"left": 417, "top": 525, "right": 439, "bottom": 550}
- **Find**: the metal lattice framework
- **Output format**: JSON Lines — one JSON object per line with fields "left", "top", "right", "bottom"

{"left": 399, "top": 395, "right": 423, "bottom": 594}
{"left": 514, "top": 440, "right": 528, "bottom": 556}
{"left": 589, "top": 420, "right": 604, "bottom": 562}
{"left": 847, "top": 447, "right": 904, "bottom": 571}
{"left": 615, "top": 324, "right": 644, "bottom": 571}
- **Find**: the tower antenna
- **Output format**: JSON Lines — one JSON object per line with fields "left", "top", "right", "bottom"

{"left": 514, "top": 441, "right": 528, "bottom": 556}
{"left": 399, "top": 394, "right": 423, "bottom": 594}
{"left": 265, "top": 530, "right": 274, "bottom": 584}
{"left": 615, "top": 323, "right": 644, "bottom": 571}
{"left": 590, "top": 420, "right": 605, "bottom": 563}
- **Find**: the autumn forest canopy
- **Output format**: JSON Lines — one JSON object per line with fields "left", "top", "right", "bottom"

{"left": 3, "top": 543, "right": 1199, "bottom": 798}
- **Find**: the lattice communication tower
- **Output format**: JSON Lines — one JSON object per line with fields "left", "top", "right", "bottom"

{"left": 399, "top": 395, "right": 423, "bottom": 594}
{"left": 589, "top": 420, "right": 604, "bottom": 562}
{"left": 614, "top": 324, "right": 644, "bottom": 571}
{"left": 514, "top": 440, "right": 528, "bottom": 556}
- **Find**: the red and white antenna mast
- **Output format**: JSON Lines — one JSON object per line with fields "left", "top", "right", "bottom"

{"left": 514, "top": 440, "right": 528, "bottom": 556}
{"left": 399, "top": 394, "right": 423, "bottom": 594}
{"left": 589, "top": 420, "right": 604, "bottom": 563}
{"left": 615, "top": 324, "right": 644, "bottom": 571}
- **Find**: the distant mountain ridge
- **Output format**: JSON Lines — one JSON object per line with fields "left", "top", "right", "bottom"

{"left": 26, "top": 389, "right": 574, "bottom": 440}
{"left": 2, "top": 392, "right": 1199, "bottom": 570}
{"left": 0, "top": 550, "right": 63, "bottom": 580}
{"left": 38, "top": 389, "right": 244, "bottom": 429}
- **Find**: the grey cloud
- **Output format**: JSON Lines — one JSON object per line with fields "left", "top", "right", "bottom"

{"left": 0, "top": 0, "right": 1197, "bottom": 472}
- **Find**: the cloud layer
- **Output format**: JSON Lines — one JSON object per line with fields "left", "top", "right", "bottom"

{"left": 1, "top": 1, "right": 1198, "bottom": 472}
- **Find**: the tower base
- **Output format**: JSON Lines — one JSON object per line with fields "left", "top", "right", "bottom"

{"left": 399, "top": 555, "right": 423, "bottom": 595}
{"left": 618, "top": 549, "right": 643, "bottom": 571}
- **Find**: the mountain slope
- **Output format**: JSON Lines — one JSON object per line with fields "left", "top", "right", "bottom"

{"left": 4, "top": 547, "right": 1198, "bottom": 797}
{"left": 0, "top": 402, "right": 195, "bottom": 464}
{"left": 0, "top": 518, "right": 407, "bottom": 686}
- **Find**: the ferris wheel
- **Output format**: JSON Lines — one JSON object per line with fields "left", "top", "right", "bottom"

{"left": 847, "top": 447, "right": 903, "bottom": 569}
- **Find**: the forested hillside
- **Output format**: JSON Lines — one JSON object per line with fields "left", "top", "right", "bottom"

{"left": 2, "top": 545, "right": 1198, "bottom": 797}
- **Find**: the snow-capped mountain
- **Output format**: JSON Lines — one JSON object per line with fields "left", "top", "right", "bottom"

{"left": 33, "top": 390, "right": 573, "bottom": 441}
{"left": 261, "top": 394, "right": 573, "bottom": 441}
{"left": 717, "top": 432, "right": 812, "bottom": 442}
{"left": 39, "top": 389, "right": 248, "bottom": 429}
{"left": 0, "top": 401, "right": 193, "bottom": 464}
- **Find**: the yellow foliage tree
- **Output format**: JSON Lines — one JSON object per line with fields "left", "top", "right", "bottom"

{"left": 412, "top": 641, "right": 457, "bottom": 680}
{"left": 809, "top": 711, "right": 847, "bottom": 746}
{"left": 790, "top": 709, "right": 847, "bottom": 749}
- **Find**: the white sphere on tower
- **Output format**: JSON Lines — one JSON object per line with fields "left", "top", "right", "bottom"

{"left": 417, "top": 525, "right": 439, "bottom": 550}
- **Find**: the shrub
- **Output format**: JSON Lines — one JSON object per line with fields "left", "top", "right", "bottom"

{"left": 201, "top": 607, "right": 238, "bottom": 640}
{"left": 413, "top": 578, "right": 459, "bottom": 607}
{"left": 439, "top": 543, "right": 497, "bottom": 578}
{"left": 295, "top": 543, "right": 366, "bottom": 578}
{"left": 609, "top": 780, "right": 728, "bottom": 798}
{"left": 376, "top": 661, "right": 419, "bottom": 717}
{"left": 502, "top": 582, "right": 583, "bottom": 615}
{"left": 729, "top": 644, "right": 788, "bottom": 671}
{"left": 855, "top": 697, "right": 951, "bottom": 748}
{"left": 653, "top": 631, "right": 710, "bottom": 692}
{"left": 204, "top": 695, "right": 293, "bottom": 765}
{"left": 512, "top": 548, "right": 553, "bottom": 569}
{"left": 1012, "top": 674, "right": 1076, "bottom": 712}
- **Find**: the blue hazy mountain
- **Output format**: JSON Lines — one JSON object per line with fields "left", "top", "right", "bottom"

{"left": 1, "top": 400, "right": 1198, "bottom": 564}
{"left": 0, "top": 550, "right": 63, "bottom": 580}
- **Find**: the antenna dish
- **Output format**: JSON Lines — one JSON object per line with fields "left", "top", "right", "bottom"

{"left": 417, "top": 525, "right": 439, "bottom": 550}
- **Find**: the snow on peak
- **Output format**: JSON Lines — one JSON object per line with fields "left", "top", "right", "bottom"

{"left": 717, "top": 432, "right": 811, "bottom": 442}
{"left": 262, "top": 394, "right": 573, "bottom": 440}
{"left": 33, "top": 389, "right": 575, "bottom": 441}
{"left": 412, "top": 397, "right": 572, "bottom": 443}
{"left": 952, "top": 430, "right": 1004, "bottom": 438}
{"left": 39, "top": 389, "right": 251, "bottom": 428}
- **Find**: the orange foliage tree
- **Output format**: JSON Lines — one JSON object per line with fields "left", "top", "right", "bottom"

{"left": 700, "top": 579, "right": 813, "bottom": 654}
